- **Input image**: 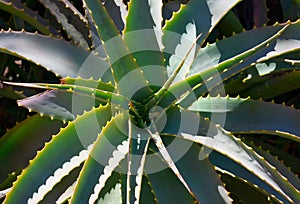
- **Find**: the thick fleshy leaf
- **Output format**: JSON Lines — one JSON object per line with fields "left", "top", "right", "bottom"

{"left": 144, "top": 152, "right": 195, "bottom": 204}
{"left": 242, "top": 135, "right": 300, "bottom": 176}
{"left": 218, "top": 168, "right": 282, "bottom": 204}
{"left": 179, "top": 126, "right": 300, "bottom": 203}
{"left": 210, "top": 151, "right": 290, "bottom": 203}
{"left": 0, "top": 31, "right": 111, "bottom": 80}
{"left": 163, "top": 0, "right": 242, "bottom": 60}
{"left": 213, "top": 11, "right": 243, "bottom": 38}
{"left": 61, "top": 76, "right": 115, "bottom": 92}
{"left": 155, "top": 138, "right": 232, "bottom": 204}
{"left": 18, "top": 90, "right": 78, "bottom": 121}
{"left": 38, "top": 0, "right": 91, "bottom": 49}
{"left": 7, "top": 81, "right": 128, "bottom": 121}
{"left": 178, "top": 24, "right": 290, "bottom": 107}
{"left": 159, "top": 23, "right": 287, "bottom": 108}
{"left": 223, "top": 57, "right": 300, "bottom": 96}
{"left": 189, "top": 96, "right": 300, "bottom": 138}
{"left": 84, "top": 0, "right": 153, "bottom": 101}
{"left": 39, "top": 166, "right": 82, "bottom": 204}
{"left": 239, "top": 70, "right": 300, "bottom": 99}
{"left": 70, "top": 113, "right": 128, "bottom": 203}
{"left": 249, "top": 142, "right": 300, "bottom": 192}
{"left": 182, "top": 21, "right": 300, "bottom": 107}
{"left": 147, "top": 129, "right": 193, "bottom": 197}
{"left": 160, "top": 107, "right": 300, "bottom": 202}
{"left": 82, "top": 1, "right": 102, "bottom": 51}
{"left": 139, "top": 175, "right": 156, "bottom": 204}
{"left": 126, "top": 121, "right": 150, "bottom": 204}
{"left": 0, "top": 115, "right": 63, "bottom": 183}
{"left": 97, "top": 183, "right": 122, "bottom": 204}
{"left": 124, "top": 0, "right": 166, "bottom": 87}
{"left": 0, "top": 0, "right": 59, "bottom": 35}
{"left": 3, "top": 105, "right": 112, "bottom": 203}
{"left": 166, "top": 22, "right": 197, "bottom": 85}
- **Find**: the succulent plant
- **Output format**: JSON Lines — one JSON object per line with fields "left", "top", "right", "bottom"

{"left": 0, "top": 0, "right": 300, "bottom": 203}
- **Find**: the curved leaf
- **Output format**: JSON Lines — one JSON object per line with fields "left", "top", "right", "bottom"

{"left": 163, "top": 0, "right": 242, "bottom": 60}
{"left": 4, "top": 105, "right": 112, "bottom": 203}
{"left": 152, "top": 139, "right": 232, "bottom": 204}
{"left": 0, "top": 115, "right": 63, "bottom": 183}
{"left": 61, "top": 76, "right": 115, "bottom": 92}
{"left": 70, "top": 113, "right": 128, "bottom": 203}
{"left": 84, "top": 0, "right": 153, "bottom": 101}
{"left": 172, "top": 21, "right": 300, "bottom": 107}
{"left": 144, "top": 152, "right": 195, "bottom": 204}
{"left": 179, "top": 126, "right": 300, "bottom": 203}
{"left": 124, "top": 0, "right": 166, "bottom": 87}
{"left": 0, "top": 31, "right": 111, "bottom": 80}
{"left": 218, "top": 168, "right": 282, "bottom": 204}
{"left": 38, "top": 0, "right": 91, "bottom": 49}
{"left": 0, "top": 0, "right": 59, "bottom": 35}
{"left": 189, "top": 96, "right": 300, "bottom": 139}
{"left": 240, "top": 70, "right": 300, "bottom": 99}
{"left": 249, "top": 142, "right": 300, "bottom": 192}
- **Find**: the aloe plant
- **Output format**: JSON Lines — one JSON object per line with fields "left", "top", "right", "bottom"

{"left": 0, "top": 0, "right": 300, "bottom": 203}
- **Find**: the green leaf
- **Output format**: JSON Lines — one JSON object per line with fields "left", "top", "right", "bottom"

{"left": 210, "top": 151, "right": 291, "bottom": 203}
{"left": 242, "top": 135, "right": 300, "bottom": 176}
{"left": 163, "top": 0, "right": 242, "bottom": 60}
{"left": 174, "top": 22, "right": 300, "bottom": 107}
{"left": 160, "top": 138, "right": 233, "bottom": 204}
{"left": 179, "top": 24, "right": 289, "bottom": 107}
{"left": 179, "top": 126, "right": 300, "bottom": 203}
{"left": 139, "top": 175, "right": 156, "bottom": 204}
{"left": 0, "top": 31, "right": 111, "bottom": 80}
{"left": 144, "top": 152, "right": 195, "bottom": 204}
{"left": 0, "top": 0, "right": 59, "bottom": 35}
{"left": 218, "top": 169, "right": 282, "bottom": 204}
{"left": 160, "top": 107, "right": 299, "bottom": 202}
{"left": 124, "top": 0, "right": 166, "bottom": 87}
{"left": 159, "top": 23, "right": 287, "bottom": 108}
{"left": 5, "top": 80, "right": 129, "bottom": 121}
{"left": 249, "top": 142, "right": 300, "bottom": 192}
{"left": 18, "top": 90, "right": 77, "bottom": 121}
{"left": 38, "top": 165, "right": 82, "bottom": 204}
{"left": 126, "top": 121, "right": 150, "bottom": 204}
{"left": 97, "top": 183, "right": 122, "bottom": 204}
{"left": 0, "top": 115, "right": 63, "bottom": 183}
{"left": 4, "top": 105, "right": 112, "bottom": 203}
{"left": 84, "top": 0, "right": 153, "bottom": 101}
{"left": 166, "top": 21, "right": 198, "bottom": 85}
{"left": 239, "top": 70, "right": 300, "bottom": 99}
{"left": 38, "top": 0, "right": 91, "bottom": 49}
{"left": 222, "top": 54, "right": 300, "bottom": 96}
{"left": 148, "top": 106, "right": 231, "bottom": 203}
{"left": 61, "top": 76, "right": 115, "bottom": 93}
{"left": 214, "top": 11, "right": 243, "bottom": 37}
{"left": 13, "top": 82, "right": 129, "bottom": 109}
{"left": 70, "top": 113, "right": 128, "bottom": 203}
{"left": 189, "top": 96, "right": 300, "bottom": 140}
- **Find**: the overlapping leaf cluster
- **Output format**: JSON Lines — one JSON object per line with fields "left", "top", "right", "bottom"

{"left": 0, "top": 0, "right": 300, "bottom": 203}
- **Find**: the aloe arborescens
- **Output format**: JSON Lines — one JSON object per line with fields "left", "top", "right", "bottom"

{"left": 0, "top": 0, "right": 300, "bottom": 203}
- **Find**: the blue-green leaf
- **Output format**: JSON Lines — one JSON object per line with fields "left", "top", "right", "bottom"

{"left": 0, "top": 31, "right": 111, "bottom": 80}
